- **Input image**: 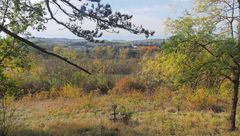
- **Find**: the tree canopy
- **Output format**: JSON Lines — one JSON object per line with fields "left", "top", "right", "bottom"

{"left": 152, "top": 0, "right": 240, "bottom": 130}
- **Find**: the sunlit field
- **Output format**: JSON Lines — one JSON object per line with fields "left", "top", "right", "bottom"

{"left": 4, "top": 88, "right": 239, "bottom": 136}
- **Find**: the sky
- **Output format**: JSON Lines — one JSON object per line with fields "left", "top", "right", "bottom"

{"left": 30, "top": 0, "right": 193, "bottom": 40}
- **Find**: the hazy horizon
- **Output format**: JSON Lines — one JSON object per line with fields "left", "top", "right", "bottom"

{"left": 29, "top": 36, "right": 164, "bottom": 41}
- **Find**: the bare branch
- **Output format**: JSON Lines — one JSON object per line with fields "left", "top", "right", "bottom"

{"left": 194, "top": 41, "right": 217, "bottom": 57}
{"left": 0, "top": 25, "right": 91, "bottom": 75}
{"left": 45, "top": 0, "right": 154, "bottom": 42}
{"left": 222, "top": 73, "right": 234, "bottom": 82}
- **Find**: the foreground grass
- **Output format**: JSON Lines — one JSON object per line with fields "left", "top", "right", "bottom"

{"left": 7, "top": 93, "right": 240, "bottom": 136}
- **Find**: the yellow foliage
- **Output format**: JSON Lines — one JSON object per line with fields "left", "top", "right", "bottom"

{"left": 60, "top": 84, "right": 82, "bottom": 98}
{"left": 49, "top": 84, "right": 82, "bottom": 98}
{"left": 187, "top": 88, "right": 218, "bottom": 110}
{"left": 153, "top": 88, "right": 174, "bottom": 108}
{"left": 34, "top": 91, "right": 49, "bottom": 100}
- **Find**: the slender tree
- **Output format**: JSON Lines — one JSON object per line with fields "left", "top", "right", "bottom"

{"left": 165, "top": 0, "right": 240, "bottom": 130}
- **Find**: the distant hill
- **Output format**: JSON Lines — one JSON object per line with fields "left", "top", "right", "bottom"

{"left": 28, "top": 37, "right": 164, "bottom": 49}
{"left": 132, "top": 39, "right": 164, "bottom": 46}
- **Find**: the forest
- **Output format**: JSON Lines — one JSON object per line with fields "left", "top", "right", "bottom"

{"left": 1, "top": 0, "right": 240, "bottom": 136}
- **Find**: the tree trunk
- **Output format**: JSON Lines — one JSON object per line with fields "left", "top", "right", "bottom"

{"left": 230, "top": 73, "right": 239, "bottom": 131}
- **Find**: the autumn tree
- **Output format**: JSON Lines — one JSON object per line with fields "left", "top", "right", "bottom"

{"left": 0, "top": 0, "right": 154, "bottom": 74}
{"left": 164, "top": 0, "right": 240, "bottom": 130}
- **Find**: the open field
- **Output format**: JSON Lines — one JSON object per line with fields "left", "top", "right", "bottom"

{"left": 6, "top": 92, "right": 240, "bottom": 136}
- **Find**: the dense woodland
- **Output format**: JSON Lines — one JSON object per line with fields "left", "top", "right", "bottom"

{"left": 1, "top": 0, "right": 240, "bottom": 136}
{"left": 9, "top": 43, "right": 160, "bottom": 96}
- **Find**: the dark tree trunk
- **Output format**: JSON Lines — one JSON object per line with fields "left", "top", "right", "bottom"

{"left": 230, "top": 72, "right": 239, "bottom": 131}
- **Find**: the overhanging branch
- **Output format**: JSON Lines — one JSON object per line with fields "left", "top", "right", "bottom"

{"left": 0, "top": 25, "right": 91, "bottom": 75}
{"left": 194, "top": 41, "right": 217, "bottom": 57}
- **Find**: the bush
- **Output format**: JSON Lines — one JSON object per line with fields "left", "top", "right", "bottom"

{"left": 110, "top": 77, "right": 130, "bottom": 95}
{"left": 187, "top": 89, "right": 220, "bottom": 111}
{"left": 33, "top": 91, "right": 49, "bottom": 100}
{"left": 153, "top": 89, "right": 175, "bottom": 109}
{"left": 110, "top": 77, "right": 146, "bottom": 95}
{"left": 49, "top": 84, "right": 82, "bottom": 98}
{"left": 104, "top": 60, "right": 134, "bottom": 75}
{"left": 81, "top": 75, "right": 114, "bottom": 95}
{"left": 18, "top": 81, "right": 51, "bottom": 95}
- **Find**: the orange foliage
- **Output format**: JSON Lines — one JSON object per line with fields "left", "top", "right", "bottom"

{"left": 137, "top": 46, "right": 158, "bottom": 54}
{"left": 110, "top": 77, "right": 130, "bottom": 95}
{"left": 110, "top": 77, "right": 146, "bottom": 95}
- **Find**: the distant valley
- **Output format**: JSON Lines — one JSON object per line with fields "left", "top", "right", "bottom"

{"left": 28, "top": 37, "right": 164, "bottom": 49}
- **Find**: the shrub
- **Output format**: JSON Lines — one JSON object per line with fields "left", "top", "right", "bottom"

{"left": 18, "top": 80, "right": 51, "bottom": 95}
{"left": 49, "top": 84, "right": 82, "bottom": 98}
{"left": 60, "top": 84, "right": 82, "bottom": 98}
{"left": 153, "top": 89, "right": 175, "bottom": 109}
{"left": 81, "top": 75, "right": 114, "bottom": 95}
{"left": 110, "top": 77, "right": 146, "bottom": 95}
{"left": 171, "top": 88, "right": 192, "bottom": 111}
{"left": 110, "top": 77, "right": 130, "bottom": 95}
{"left": 138, "top": 46, "right": 158, "bottom": 56}
{"left": 128, "top": 78, "right": 146, "bottom": 91}
{"left": 104, "top": 60, "right": 134, "bottom": 75}
{"left": 187, "top": 89, "right": 220, "bottom": 111}
{"left": 34, "top": 91, "right": 49, "bottom": 100}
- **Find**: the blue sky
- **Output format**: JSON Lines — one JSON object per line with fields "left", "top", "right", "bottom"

{"left": 30, "top": 0, "right": 193, "bottom": 40}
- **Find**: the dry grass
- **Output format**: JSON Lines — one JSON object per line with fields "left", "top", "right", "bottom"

{"left": 7, "top": 89, "right": 240, "bottom": 136}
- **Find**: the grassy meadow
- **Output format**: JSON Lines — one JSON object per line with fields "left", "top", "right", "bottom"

{"left": 4, "top": 87, "right": 239, "bottom": 136}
